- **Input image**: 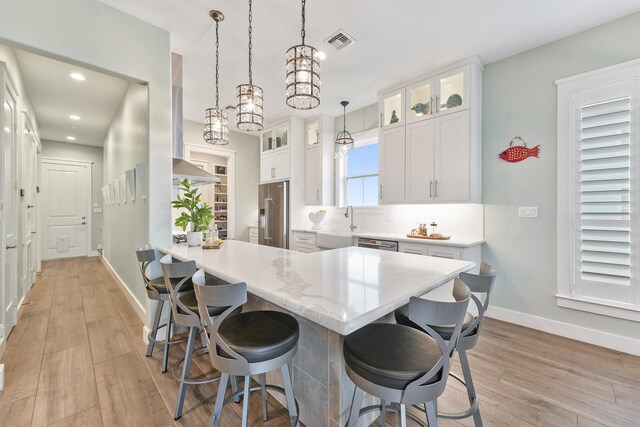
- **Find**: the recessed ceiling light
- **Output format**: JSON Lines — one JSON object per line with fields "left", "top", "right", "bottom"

{"left": 69, "top": 114, "right": 81, "bottom": 120}
{"left": 315, "top": 51, "right": 327, "bottom": 61}
{"left": 70, "top": 72, "right": 85, "bottom": 81}
{"left": 66, "top": 136, "right": 76, "bottom": 141}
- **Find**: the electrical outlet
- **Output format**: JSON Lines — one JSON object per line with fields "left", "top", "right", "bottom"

{"left": 518, "top": 207, "right": 539, "bottom": 218}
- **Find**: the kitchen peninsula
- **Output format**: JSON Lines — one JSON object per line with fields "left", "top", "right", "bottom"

{"left": 159, "top": 240, "right": 474, "bottom": 426}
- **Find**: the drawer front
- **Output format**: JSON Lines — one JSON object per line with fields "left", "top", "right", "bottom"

{"left": 427, "top": 247, "right": 461, "bottom": 260}
{"left": 293, "top": 232, "right": 316, "bottom": 246}
{"left": 399, "top": 242, "right": 429, "bottom": 256}
{"left": 293, "top": 242, "right": 317, "bottom": 253}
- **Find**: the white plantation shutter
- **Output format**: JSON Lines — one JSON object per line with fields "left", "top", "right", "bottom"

{"left": 570, "top": 78, "right": 639, "bottom": 306}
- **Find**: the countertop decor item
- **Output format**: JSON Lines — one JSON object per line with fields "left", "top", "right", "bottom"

{"left": 335, "top": 101, "right": 354, "bottom": 146}
{"left": 499, "top": 136, "right": 540, "bottom": 163}
{"left": 308, "top": 210, "right": 326, "bottom": 230}
{"left": 172, "top": 178, "right": 215, "bottom": 246}
{"left": 204, "top": 10, "right": 229, "bottom": 145}
{"left": 236, "top": 0, "right": 264, "bottom": 131}
{"left": 408, "top": 223, "right": 450, "bottom": 240}
{"left": 390, "top": 110, "right": 399, "bottom": 124}
{"left": 286, "top": 0, "right": 321, "bottom": 110}
{"left": 411, "top": 102, "right": 430, "bottom": 116}
{"left": 446, "top": 93, "right": 462, "bottom": 108}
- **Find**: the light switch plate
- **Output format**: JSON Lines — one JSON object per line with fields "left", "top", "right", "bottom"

{"left": 519, "top": 207, "right": 539, "bottom": 218}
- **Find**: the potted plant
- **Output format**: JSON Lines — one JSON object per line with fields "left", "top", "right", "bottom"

{"left": 172, "top": 178, "right": 214, "bottom": 246}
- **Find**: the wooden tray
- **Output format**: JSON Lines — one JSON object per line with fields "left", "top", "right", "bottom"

{"left": 406, "top": 234, "right": 451, "bottom": 240}
{"left": 203, "top": 244, "right": 223, "bottom": 250}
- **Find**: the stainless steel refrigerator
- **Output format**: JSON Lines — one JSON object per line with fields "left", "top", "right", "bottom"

{"left": 258, "top": 181, "right": 289, "bottom": 249}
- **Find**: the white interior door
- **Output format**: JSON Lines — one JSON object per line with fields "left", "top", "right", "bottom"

{"left": 41, "top": 160, "right": 88, "bottom": 259}
{"left": 3, "top": 74, "right": 19, "bottom": 337}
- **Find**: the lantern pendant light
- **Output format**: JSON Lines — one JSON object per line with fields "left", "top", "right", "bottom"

{"left": 285, "top": 0, "right": 320, "bottom": 110}
{"left": 335, "top": 101, "right": 354, "bottom": 146}
{"left": 204, "top": 10, "right": 229, "bottom": 145}
{"left": 236, "top": 0, "right": 264, "bottom": 132}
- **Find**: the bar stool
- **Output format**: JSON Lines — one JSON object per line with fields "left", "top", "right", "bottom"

{"left": 395, "top": 262, "right": 496, "bottom": 426}
{"left": 193, "top": 269, "right": 300, "bottom": 427}
{"left": 135, "top": 247, "right": 188, "bottom": 373}
{"left": 344, "top": 278, "right": 470, "bottom": 427}
{"left": 160, "top": 255, "right": 226, "bottom": 420}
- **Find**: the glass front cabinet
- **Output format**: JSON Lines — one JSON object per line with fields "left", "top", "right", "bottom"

{"left": 379, "top": 88, "right": 405, "bottom": 129}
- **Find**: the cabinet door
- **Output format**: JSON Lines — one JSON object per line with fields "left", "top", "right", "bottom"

{"left": 427, "top": 246, "right": 462, "bottom": 260}
{"left": 260, "top": 153, "right": 274, "bottom": 183}
{"left": 406, "top": 78, "right": 436, "bottom": 123}
{"left": 435, "top": 64, "right": 470, "bottom": 116}
{"left": 405, "top": 120, "right": 436, "bottom": 202}
{"left": 379, "top": 126, "right": 405, "bottom": 204}
{"left": 304, "top": 146, "right": 322, "bottom": 204}
{"left": 306, "top": 119, "right": 320, "bottom": 148}
{"left": 434, "top": 110, "right": 470, "bottom": 201}
{"left": 379, "top": 88, "right": 405, "bottom": 129}
{"left": 261, "top": 130, "right": 274, "bottom": 152}
{"left": 274, "top": 149, "right": 290, "bottom": 181}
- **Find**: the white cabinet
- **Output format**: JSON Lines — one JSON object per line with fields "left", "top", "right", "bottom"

{"left": 304, "top": 117, "right": 334, "bottom": 205}
{"left": 291, "top": 231, "right": 317, "bottom": 253}
{"left": 378, "top": 58, "right": 482, "bottom": 204}
{"left": 260, "top": 121, "right": 291, "bottom": 183}
{"left": 249, "top": 226, "right": 259, "bottom": 244}
{"left": 379, "top": 88, "right": 405, "bottom": 129}
{"left": 379, "top": 126, "right": 405, "bottom": 204}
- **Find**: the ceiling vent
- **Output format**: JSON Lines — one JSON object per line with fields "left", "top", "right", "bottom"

{"left": 325, "top": 30, "right": 356, "bottom": 51}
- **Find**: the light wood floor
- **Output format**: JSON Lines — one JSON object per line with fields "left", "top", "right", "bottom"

{"left": 0, "top": 257, "right": 638, "bottom": 426}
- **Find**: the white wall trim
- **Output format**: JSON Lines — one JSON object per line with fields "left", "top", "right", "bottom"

{"left": 99, "top": 255, "right": 146, "bottom": 323}
{"left": 556, "top": 295, "right": 640, "bottom": 322}
{"left": 485, "top": 305, "right": 640, "bottom": 356}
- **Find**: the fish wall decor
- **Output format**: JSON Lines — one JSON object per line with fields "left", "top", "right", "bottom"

{"left": 499, "top": 136, "right": 540, "bottom": 163}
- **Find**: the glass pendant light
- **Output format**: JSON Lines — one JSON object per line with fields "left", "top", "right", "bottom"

{"left": 236, "top": 0, "right": 264, "bottom": 132}
{"left": 285, "top": 0, "right": 320, "bottom": 110}
{"left": 204, "top": 10, "right": 229, "bottom": 145}
{"left": 335, "top": 101, "right": 354, "bottom": 146}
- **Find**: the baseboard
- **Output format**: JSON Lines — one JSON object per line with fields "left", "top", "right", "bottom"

{"left": 0, "top": 339, "right": 6, "bottom": 371}
{"left": 485, "top": 305, "right": 640, "bottom": 356}
{"left": 99, "top": 256, "right": 146, "bottom": 323}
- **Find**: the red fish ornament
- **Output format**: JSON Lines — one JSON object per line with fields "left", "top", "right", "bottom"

{"left": 499, "top": 136, "right": 540, "bottom": 163}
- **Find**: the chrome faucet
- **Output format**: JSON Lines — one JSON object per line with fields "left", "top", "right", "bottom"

{"left": 345, "top": 205, "right": 357, "bottom": 231}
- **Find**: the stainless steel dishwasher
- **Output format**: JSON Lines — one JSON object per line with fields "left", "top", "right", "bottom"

{"left": 356, "top": 237, "right": 398, "bottom": 251}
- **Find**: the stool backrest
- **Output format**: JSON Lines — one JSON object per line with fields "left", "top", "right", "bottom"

{"left": 160, "top": 255, "right": 199, "bottom": 327}
{"left": 403, "top": 278, "right": 470, "bottom": 403}
{"left": 135, "top": 246, "right": 159, "bottom": 296}
{"left": 459, "top": 262, "right": 496, "bottom": 340}
{"left": 193, "top": 269, "right": 250, "bottom": 372}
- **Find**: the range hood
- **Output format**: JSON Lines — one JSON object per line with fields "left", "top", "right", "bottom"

{"left": 171, "top": 52, "right": 220, "bottom": 186}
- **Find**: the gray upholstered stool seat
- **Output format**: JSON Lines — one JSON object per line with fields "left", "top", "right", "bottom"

{"left": 218, "top": 311, "right": 299, "bottom": 363}
{"left": 395, "top": 306, "right": 475, "bottom": 340}
{"left": 344, "top": 323, "right": 441, "bottom": 390}
{"left": 148, "top": 276, "right": 170, "bottom": 293}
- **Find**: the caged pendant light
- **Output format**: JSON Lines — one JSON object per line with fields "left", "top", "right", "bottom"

{"left": 335, "top": 101, "right": 354, "bottom": 146}
{"left": 203, "top": 10, "right": 229, "bottom": 145}
{"left": 236, "top": 0, "right": 264, "bottom": 132}
{"left": 285, "top": 0, "right": 320, "bottom": 110}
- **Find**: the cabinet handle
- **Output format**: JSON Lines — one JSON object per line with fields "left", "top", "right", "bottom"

{"left": 429, "top": 180, "right": 433, "bottom": 197}
{"left": 379, "top": 184, "right": 383, "bottom": 200}
{"left": 430, "top": 97, "right": 434, "bottom": 115}
{"left": 436, "top": 95, "right": 439, "bottom": 113}
{"left": 271, "top": 167, "right": 275, "bottom": 179}
{"left": 435, "top": 179, "right": 439, "bottom": 197}
{"left": 316, "top": 189, "right": 320, "bottom": 201}
{"left": 380, "top": 112, "right": 383, "bottom": 126}
{"left": 404, "top": 249, "right": 422, "bottom": 255}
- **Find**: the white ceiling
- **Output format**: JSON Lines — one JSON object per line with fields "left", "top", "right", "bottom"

{"left": 14, "top": 49, "right": 130, "bottom": 147}
{"left": 99, "top": 0, "right": 640, "bottom": 131}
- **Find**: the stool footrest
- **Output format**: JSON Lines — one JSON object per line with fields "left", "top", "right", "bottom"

{"left": 147, "top": 325, "right": 188, "bottom": 347}
{"left": 172, "top": 347, "right": 219, "bottom": 385}
{"left": 219, "top": 384, "right": 299, "bottom": 427}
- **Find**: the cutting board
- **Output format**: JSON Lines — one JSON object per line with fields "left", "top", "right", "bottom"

{"left": 406, "top": 234, "right": 451, "bottom": 240}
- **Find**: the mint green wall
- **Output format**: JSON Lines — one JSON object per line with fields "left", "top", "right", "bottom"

{"left": 482, "top": 12, "right": 640, "bottom": 339}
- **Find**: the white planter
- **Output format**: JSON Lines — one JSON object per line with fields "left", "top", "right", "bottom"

{"left": 308, "top": 211, "right": 327, "bottom": 230}
{"left": 186, "top": 231, "right": 203, "bottom": 246}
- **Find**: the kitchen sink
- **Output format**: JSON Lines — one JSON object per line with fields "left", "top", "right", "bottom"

{"left": 315, "top": 230, "right": 355, "bottom": 249}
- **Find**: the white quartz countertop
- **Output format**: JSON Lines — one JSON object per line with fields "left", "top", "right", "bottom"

{"left": 291, "top": 228, "right": 484, "bottom": 248}
{"left": 158, "top": 241, "right": 474, "bottom": 335}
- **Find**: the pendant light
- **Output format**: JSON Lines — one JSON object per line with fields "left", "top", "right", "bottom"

{"left": 285, "top": 0, "right": 320, "bottom": 110}
{"left": 236, "top": 0, "right": 264, "bottom": 132}
{"left": 203, "top": 10, "right": 229, "bottom": 145}
{"left": 335, "top": 101, "right": 353, "bottom": 146}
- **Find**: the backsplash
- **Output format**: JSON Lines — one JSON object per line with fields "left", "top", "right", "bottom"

{"left": 298, "top": 204, "right": 484, "bottom": 239}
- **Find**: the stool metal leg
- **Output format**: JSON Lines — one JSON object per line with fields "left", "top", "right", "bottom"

{"left": 380, "top": 399, "right": 387, "bottom": 426}
{"left": 260, "top": 373, "right": 268, "bottom": 421}
{"left": 346, "top": 386, "right": 364, "bottom": 427}
{"left": 146, "top": 299, "right": 163, "bottom": 357}
{"left": 231, "top": 375, "right": 241, "bottom": 403}
{"left": 175, "top": 326, "right": 197, "bottom": 419}
{"left": 425, "top": 401, "right": 437, "bottom": 427}
{"left": 241, "top": 376, "right": 251, "bottom": 427}
{"left": 459, "top": 349, "right": 482, "bottom": 427}
{"left": 212, "top": 373, "right": 229, "bottom": 427}
{"left": 281, "top": 363, "right": 298, "bottom": 422}
{"left": 400, "top": 404, "right": 407, "bottom": 427}
{"left": 162, "top": 309, "right": 174, "bottom": 373}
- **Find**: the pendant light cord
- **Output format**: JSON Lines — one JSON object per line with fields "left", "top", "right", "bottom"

{"left": 343, "top": 104, "right": 347, "bottom": 132}
{"left": 215, "top": 18, "right": 220, "bottom": 108}
{"left": 248, "top": 0, "right": 253, "bottom": 86}
{"left": 301, "top": 0, "right": 306, "bottom": 45}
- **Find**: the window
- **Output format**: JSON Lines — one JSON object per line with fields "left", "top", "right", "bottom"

{"left": 556, "top": 59, "right": 640, "bottom": 321}
{"left": 338, "top": 129, "right": 379, "bottom": 206}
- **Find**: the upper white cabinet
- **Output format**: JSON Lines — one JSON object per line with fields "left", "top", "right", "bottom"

{"left": 260, "top": 121, "right": 292, "bottom": 183}
{"left": 378, "top": 58, "right": 482, "bottom": 204}
{"left": 304, "top": 116, "right": 334, "bottom": 205}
